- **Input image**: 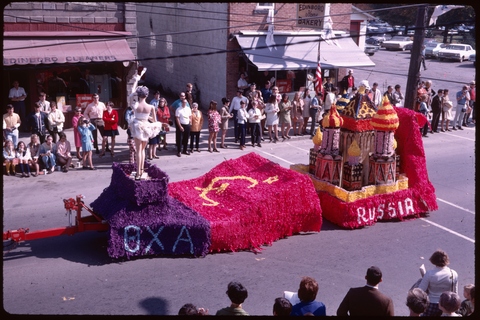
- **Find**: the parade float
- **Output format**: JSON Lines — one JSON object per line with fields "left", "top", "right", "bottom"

{"left": 4, "top": 81, "right": 437, "bottom": 257}
{"left": 290, "top": 81, "right": 437, "bottom": 229}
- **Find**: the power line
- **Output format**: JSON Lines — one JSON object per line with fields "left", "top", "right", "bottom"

{"left": 4, "top": 2, "right": 435, "bottom": 52}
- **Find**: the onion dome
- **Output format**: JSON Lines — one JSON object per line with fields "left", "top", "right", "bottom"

{"left": 312, "top": 127, "right": 323, "bottom": 146}
{"left": 322, "top": 105, "right": 344, "bottom": 128}
{"left": 347, "top": 140, "right": 361, "bottom": 165}
{"left": 336, "top": 91, "right": 350, "bottom": 107}
{"left": 347, "top": 139, "right": 361, "bottom": 157}
{"left": 370, "top": 96, "right": 399, "bottom": 131}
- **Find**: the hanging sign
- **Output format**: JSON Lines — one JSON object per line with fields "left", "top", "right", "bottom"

{"left": 297, "top": 3, "right": 325, "bottom": 28}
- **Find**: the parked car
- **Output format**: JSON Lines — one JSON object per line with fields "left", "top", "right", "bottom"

{"left": 470, "top": 53, "right": 475, "bottom": 66}
{"left": 438, "top": 44, "right": 476, "bottom": 62}
{"left": 365, "top": 44, "right": 380, "bottom": 56}
{"left": 366, "top": 37, "right": 383, "bottom": 46}
{"left": 381, "top": 36, "right": 413, "bottom": 51}
{"left": 424, "top": 42, "right": 447, "bottom": 59}
{"left": 405, "top": 39, "right": 435, "bottom": 51}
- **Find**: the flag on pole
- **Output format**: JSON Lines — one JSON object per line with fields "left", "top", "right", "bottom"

{"left": 429, "top": 5, "right": 464, "bottom": 26}
{"left": 266, "top": 8, "right": 276, "bottom": 51}
{"left": 315, "top": 62, "right": 323, "bottom": 95}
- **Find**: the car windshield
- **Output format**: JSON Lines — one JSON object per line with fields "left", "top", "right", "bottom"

{"left": 390, "top": 36, "right": 409, "bottom": 41}
{"left": 446, "top": 45, "right": 465, "bottom": 50}
{"left": 426, "top": 43, "right": 438, "bottom": 48}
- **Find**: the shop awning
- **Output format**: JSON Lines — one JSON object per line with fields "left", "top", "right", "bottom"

{"left": 235, "top": 34, "right": 375, "bottom": 71}
{"left": 3, "top": 35, "right": 136, "bottom": 66}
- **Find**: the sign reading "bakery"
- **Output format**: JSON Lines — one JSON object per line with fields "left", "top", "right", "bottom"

{"left": 297, "top": 3, "right": 325, "bottom": 28}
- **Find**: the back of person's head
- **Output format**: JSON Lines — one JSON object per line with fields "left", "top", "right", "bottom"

{"left": 297, "top": 276, "right": 318, "bottom": 302}
{"left": 365, "top": 266, "right": 383, "bottom": 286}
{"left": 406, "top": 288, "right": 429, "bottom": 315}
{"left": 273, "top": 297, "right": 292, "bottom": 316}
{"left": 439, "top": 291, "right": 461, "bottom": 313}
{"left": 226, "top": 281, "right": 248, "bottom": 305}
{"left": 429, "top": 249, "right": 449, "bottom": 267}
{"left": 178, "top": 303, "right": 199, "bottom": 315}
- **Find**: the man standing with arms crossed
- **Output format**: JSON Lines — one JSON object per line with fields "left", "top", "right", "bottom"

{"left": 83, "top": 93, "right": 106, "bottom": 154}
{"left": 229, "top": 89, "right": 248, "bottom": 143}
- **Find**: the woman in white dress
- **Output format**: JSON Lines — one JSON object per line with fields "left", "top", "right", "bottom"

{"left": 441, "top": 89, "right": 454, "bottom": 132}
{"left": 128, "top": 69, "right": 163, "bottom": 180}
{"left": 264, "top": 94, "right": 280, "bottom": 142}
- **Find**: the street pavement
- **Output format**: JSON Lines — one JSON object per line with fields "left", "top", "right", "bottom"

{"left": 2, "top": 49, "right": 476, "bottom": 316}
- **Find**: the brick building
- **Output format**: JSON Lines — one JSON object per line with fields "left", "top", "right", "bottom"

{"left": 3, "top": 2, "right": 138, "bottom": 128}
{"left": 135, "top": 2, "right": 374, "bottom": 108}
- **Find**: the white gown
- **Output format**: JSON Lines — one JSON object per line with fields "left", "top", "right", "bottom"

{"left": 130, "top": 110, "right": 163, "bottom": 142}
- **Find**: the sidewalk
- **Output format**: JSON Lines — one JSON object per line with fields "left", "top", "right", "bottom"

{"left": 16, "top": 110, "right": 314, "bottom": 171}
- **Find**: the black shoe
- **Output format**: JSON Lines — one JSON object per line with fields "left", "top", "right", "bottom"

{"left": 251, "top": 143, "right": 255, "bottom": 147}
{"left": 257, "top": 143, "right": 262, "bottom": 147}
{"left": 105, "top": 147, "right": 111, "bottom": 152}
{"left": 458, "top": 126, "right": 463, "bottom": 130}
{"left": 235, "top": 139, "right": 238, "bottom": 143}
{"left": 177, "top": 152, "right": 181, "bottom": 157}
{"left": 422, "top": 134, "right": 428, "bottom": 137}
{"left": 452, "top": 127, "right": 457, "bottom": 131}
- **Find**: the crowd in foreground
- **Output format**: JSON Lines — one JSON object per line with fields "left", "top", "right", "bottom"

{"left": 176, "top": 250, "right": 473, "bottom": 317}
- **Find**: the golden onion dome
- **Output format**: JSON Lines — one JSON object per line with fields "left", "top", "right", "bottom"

{"left": 322, "top": 105, "right": 344, "bottom": 128}
{"left": 370, "top": 96, "right": 399, "bottom": 131}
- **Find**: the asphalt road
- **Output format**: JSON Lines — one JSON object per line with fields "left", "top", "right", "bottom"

{"left": 2, "top": 49, "right": 475, "bottom": 317}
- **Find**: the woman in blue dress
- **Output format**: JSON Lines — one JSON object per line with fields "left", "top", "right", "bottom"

{"left": 77, "top": 115, "right": 96, "bottom": 170}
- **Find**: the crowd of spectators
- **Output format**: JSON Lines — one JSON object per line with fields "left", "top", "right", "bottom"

{"left": 4, "top": 73, "right": 475, "bottom": 175}
{"left": 175, "top": 252, "right": 474, "bottom": 316}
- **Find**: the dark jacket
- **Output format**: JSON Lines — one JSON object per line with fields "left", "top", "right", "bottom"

{"left": 337, "top": 286, "right": 394, "bottom": 316}
{"left": 431, "top": 95, "right": 442, "bottom": 113}
{"left": 28, "top": 112, "right": 49, "bottom": 136}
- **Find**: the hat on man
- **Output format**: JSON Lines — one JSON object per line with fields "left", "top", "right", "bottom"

{"left": 470, "top": 80, "right": 475, "bottom": 85}
{"left": 348, "top": 69, "right": 353, "bottom": 74}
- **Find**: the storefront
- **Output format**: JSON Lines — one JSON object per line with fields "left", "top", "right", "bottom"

{"left": 3, "top": 31, "right": 136, "bottom": 129}
{"left": 235, "top": 31, "right": 375, "bottom": 96}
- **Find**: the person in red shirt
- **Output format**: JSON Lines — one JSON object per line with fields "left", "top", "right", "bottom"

{"left": 101, "top": 101, "right": 119, "bottom": 157}
{"left": 465, "top": 80, "right": 475, "bottom": 125}
{"left": 156, "top": 97, "right": 170, "bottom": 151}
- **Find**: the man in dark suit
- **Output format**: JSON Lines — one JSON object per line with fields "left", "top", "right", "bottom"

{"left": 431, "top": 89, "right": 443, "bottom": 133}
{"left": 28, "top": 102, "right": 49, "bottom": 143}
{"left": 337, "top": 266, "right": 394, "bottom": 316}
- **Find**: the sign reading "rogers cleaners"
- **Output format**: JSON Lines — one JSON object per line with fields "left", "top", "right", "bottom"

{"left": 3, "top": 55, "right": 118, "bottom": 66}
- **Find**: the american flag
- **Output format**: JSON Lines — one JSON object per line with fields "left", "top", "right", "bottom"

{"left": 315, "top": 62, "right": 323, "bottom": 95}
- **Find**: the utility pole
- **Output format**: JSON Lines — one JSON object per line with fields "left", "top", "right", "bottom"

{"left": 404, "top": 5, "right": 428, "bottom": 110}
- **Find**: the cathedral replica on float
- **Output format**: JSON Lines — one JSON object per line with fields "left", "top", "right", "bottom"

{"left": 292, "top": 80, "right": 438, "bottom": 229}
